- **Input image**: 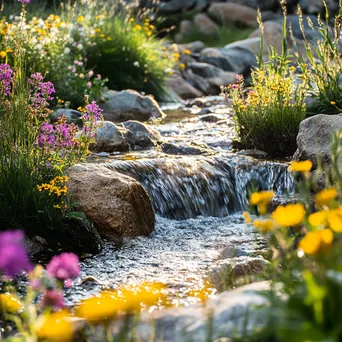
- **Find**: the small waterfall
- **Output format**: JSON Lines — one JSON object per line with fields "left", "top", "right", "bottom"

{"left": 104, "top": 154, "right": 294, "bottom": 220}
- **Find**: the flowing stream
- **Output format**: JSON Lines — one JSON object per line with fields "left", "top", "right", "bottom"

{"left": 66, "top": 96, "right": 294, "bottom": 305}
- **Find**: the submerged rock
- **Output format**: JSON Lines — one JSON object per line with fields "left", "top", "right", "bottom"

{"left": 160, "top": 142, "right": 211, "bottom": 155}
{"left": 100, "top": 89, "right": 165, "bottom": 122}
{"left": 68, "top": 164, "right": 155, "bottom": 241}
{"left": 208, "top": 256, "right": 270, "bottom": 291}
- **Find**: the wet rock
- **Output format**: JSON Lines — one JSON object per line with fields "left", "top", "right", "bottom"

{"left": 193, "top": 13, "right": 219, "bottom": 36}
{"left": 120, "top": 120, "right": 161, "bottom": 149}
{"left": 89, "top": 121, "right": 131, "bottom": 153}
{"left": 160, "top": 142, "right": 210, "bottom": 155}
{"left": 166, "top": 74, "right": 204, "bottom": 99}
{"left": 199, "top": 48, "right": 235, "bottom": 72}
{"left": 135, "top": 281, "right": 271, "bottom": 341}
{"left": 208, "top": 3, "right": 259, "bottom": 28}
{"left": 100, "top": 90, "right": 165, "bottom": 123}
{"left": 293, "top": 114, "right": 342, "bottom": 169}
{"left": 68, "top": 163, "right": 155, "bottom": 240}
{"left": 185, "top": 70, "right": 213, "bottom": 95}
{"left": 269, "top": 195, "right": 298, "bottom": 212}
{"left": 209, "top": 256, "right": 270, "bottom": 291}
{"left": 200, "top": 114, "right": 221, "bottom": 123}
{"left": 51, "top": 108, "right": 83, "bottom": 126}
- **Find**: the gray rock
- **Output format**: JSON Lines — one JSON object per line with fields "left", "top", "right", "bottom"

{"left": 299, "top": 0, "right": 339, "bottom": 14}
{"left": 160, "top": 142, "right": 210, "bottom": 155}
{"left": 158, "top": 0, "right": 196, "bottom": 14}
{"left": 166, "top": 74, "right": 204, "bottom": 99}
{"left": 200, "top": 114, "right": 221, "bottom": 122}
{"left": 220, "top": 46, "right": 258, "bottom": 75}
{"left": 135, "top": 281, "right": 271, "bottom": 342}
{"left": 51, "top": 108, "right": 83, "bottom": 126}
{"left": 188, "top": 62, "right": 223, "bottom": 79}
{"left": 90, "top": 121, "right": 131, "bottom": 153}
{"left": 208, "top": 3, "right": 259, "bottom": 28}
{"left": 193, "top": 13, "right": 219, "bottom": 36}
{"left": 178, "top": 41, "right": 206, "bottom": 54}
{"left": 100, "top": 90, "right": 165, "bottom": 123}
{"left": 209, "top": 257, "right": 271, "bottom": 291}
{"left": 185, "top": 70, "right": 214, "bottom": 95}
{"left": 199, "top": 48, "right": 235, "bottom": 72}
{"left": 225, "top": 0, "right": 279, "bottom": 11}
{"left": 293, "top": 114, "right": 342, "bottom": 169}
{"left": 120, "top": 120, "right": 161, "bottom": 149}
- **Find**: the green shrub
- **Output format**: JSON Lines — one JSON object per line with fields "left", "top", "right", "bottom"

{"left": 224, "top": 6, "right": 307, "bottom": 158}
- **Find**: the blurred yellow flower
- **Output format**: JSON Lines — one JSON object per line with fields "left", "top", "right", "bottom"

{"left": 77, "top": 16, "right": 85, "bottom": 23}
{"left": 179, "top": 63, "right": 185, "bottom": 69}
{"left": 253, "top": 219, "right": 275, "bottom": 232}
{"left": 299, "top": 229, "right": 333, "bottom": 255}
{"left": 315, "top": 188, "right": 337, "bottom": 208}
{"left": 0, "top": 293, "right": 22, "bottom": 313}
{"left": 272, "top": 203, "right": 306, "bottom": 227}
{"left": 0, "top": 51, "right": 6, "bottom": 59}
{"left": 76, "top": 291, "right": 124, "bottom": 323}
{"left": 243, "top": 211, "right": 251, "bottom": 224}
{"left": 330, "top": 101, "right": 336, "bottom": 105}
{"left": 289, "top": 160, "right": 312, "bottom": 172}
{"left": 249, "top": 190, "right": 275, "bottom": 214}
{"left": 184, "top": 49, "right": 191, "bottom": 55}
{"left": 327, "top": 207, "right": 342, "bottom": 232}
{"left": 35, "top": 310, "right": 73, "bottom": 342}
{"left": 308, "top": 210, "right": 328, "bottom": 227}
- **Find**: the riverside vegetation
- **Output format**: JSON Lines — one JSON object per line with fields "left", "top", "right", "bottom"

{"left": 1, "top": 0, "right": 342, "bottom": 341}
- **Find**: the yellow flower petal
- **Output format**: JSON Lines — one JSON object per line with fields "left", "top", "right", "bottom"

{"left": 315, "top": 188, "right": 337, "bottom": 208}
{"left": 299, "top": 231, "right": 321, "bottom": 255}
{"left": 308, "top": 211, "right": 328, "bottom": 227}
{"left": 0, "top": 293, "right": 22, "bottom": 313}
{"left": 327, "top": 207, "right": 342, "bottom": 232}
{"left": 253, "top": 219, "right": 276, "bottom": 232}
{"left": 272, "top": 203, "right": 306, "bottom": 227}
{"left": 288, "top": 160, "right": 312, "bottom": 172}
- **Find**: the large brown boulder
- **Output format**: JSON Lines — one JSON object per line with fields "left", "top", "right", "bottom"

{"left": 68, "top": 164, "right": 155, "bottom": 241}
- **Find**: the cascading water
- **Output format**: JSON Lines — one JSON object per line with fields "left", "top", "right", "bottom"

{"left": 104, "top": 154, "right": 294, "bottom": 219}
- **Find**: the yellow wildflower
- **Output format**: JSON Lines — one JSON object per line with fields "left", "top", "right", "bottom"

{"left": 99, "top": 33, "right": 105, "bottom": 38}
{"left": 253, "top": 219, "right": 276, "bottom": 232}
{"left": 330, "top": 101, "right": 336, "bottom": 105}
{"left": 179, "top": 63, "right": 186, "bottom": 69}
{"left": 308, "top": 210, "right": 328, "bottom": 227}
{"left": 243, "top": 211, "right": 251, "bottom": 224}
{"left": 35, "top": 310, "right": 73, "bottom": 342}
{"left": 299, "top": 229, "right": 333, "bottom": 255}
{"left": 183, "top": 49, "right": 191, "bottom": 55}
{"left": 0, "top": 51, "right": 6, "bottom": 59}
{"left": 327, "top": 207, "right": 342, "bottom": 232}
{"left": 0, "top": 293, "right": 22, "bottom": 313}
{"left": 249, "top": 190, "right": 275, "bottom": 214}
{"left": 272, "top": 203, "right": 306, "bottom": 227}
{"left": 129, "top": 17, "right": 134, "bottom": 22}
{"left": 5, "top": 48, "right": 13, "bottom": 53}
{"left": 77, "top": 15, "right": 85, "bottom": 23}
{"left": 76, "top": 291, "right": 125, "bottom": 323}
{"left": 288, "top": 160, "right": 312, "bottom": 172}
{"left": 315, "top": 188, "right": 337, "bottom": 208}
{"left": 94, "top": 28, "right": 101, "bottom": 33}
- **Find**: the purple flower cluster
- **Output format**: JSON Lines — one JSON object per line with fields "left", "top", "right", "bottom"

{"left": 41, "top": 289, "right": 65, "bottom": 310}
{"left": 28, "top": 72, "right": 55, "bottom": 110}
{"left": 38, "top": 121, "right": 78, "bottom": 150}
{"left": 84, "top": 101, "right": 103, "bottom": 121}
{"left": 0, "top": 64, "right": 13, "bottom": 97}
{"left": 0, "top": 230, "right": 32, "bottom": 277}
{"left": 46, "top": 252, "right": 80, "bottom": 281}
